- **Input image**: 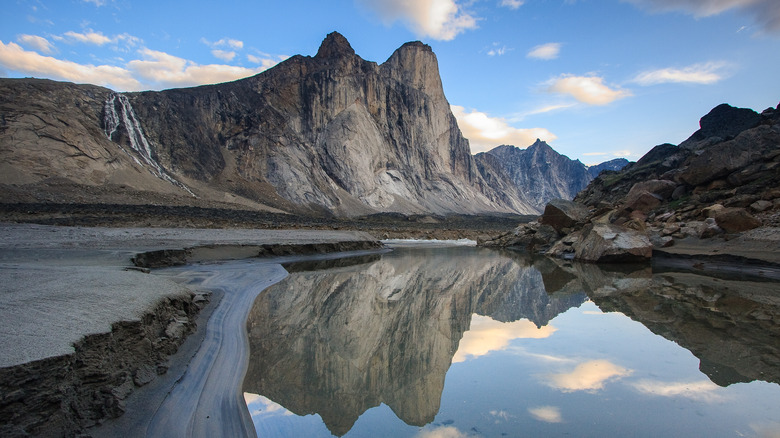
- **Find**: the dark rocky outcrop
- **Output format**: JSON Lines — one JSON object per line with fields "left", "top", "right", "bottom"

{"left": 0, "top": 293, "right": 207, "bottom": 437}
{"left": 485, "top": 101, "right": 780, "bottom": 265}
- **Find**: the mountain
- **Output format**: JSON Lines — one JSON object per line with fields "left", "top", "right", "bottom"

{"left": 588, "top": 158, "right": 630, "bottom": 178}
{"left": 0, "top": 32, "right": 542, "bottom": 217}
{"left": 474, "top": 140, "right": 628, "bottom": 211}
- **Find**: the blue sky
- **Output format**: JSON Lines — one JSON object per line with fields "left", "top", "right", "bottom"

{"left": 1, "top": 0, "right": 779, "bottom": 164}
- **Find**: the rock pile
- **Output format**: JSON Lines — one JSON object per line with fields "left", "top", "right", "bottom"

{"left": 481, "top": 102, "right": 780, "bottom": 263}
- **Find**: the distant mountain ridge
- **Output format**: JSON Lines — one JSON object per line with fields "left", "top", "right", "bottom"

{"left": 475, "top": 140, "right": 628, "bottom": 211}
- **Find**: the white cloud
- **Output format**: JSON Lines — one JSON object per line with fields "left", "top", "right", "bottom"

{"left": 0, "top": 40, "right": 142, "bottom": 90}
{"left": 417, "top": 426, "right": 469, "bottom": 438}
{"left": 211, "top": 49, "right": 236, "bottom": 62}
{"left": 546, "top": 74, "right": 632, "bottom": 105}
{"left": 630, "top": 379, "right": 723, "bottom": 402}
{"left": 63, "top": 30, "right": 112, "bottom": 45}
{"left": 632, "top": 61, "right": 730, "bottom": 85}
{"left": 501, "top": 0, "right": 525, "bottom": 9}
{"left": 82, "top": 0, "right": 107, "bottom": 5}
{"left": 56, "top": 31, "right": 141, "bottom": 50}
{"left": 17, "top": 34, "right": 55, "bottom": 54}
{"left": 528, "top": 406, "right": 564, "bottom": 423}
{"left": 527, "top": 42, "right": 561, "bottom": 60}
{"left": 452, "top": 105, "right": 558, "bottom": 153}
{"left": 544, "top": 359, "right": 632, "bottom": 392}
{"left": 488, "top": 45, "right": 508, "bottom": 56}
{"left": 623, "top": 0, "right": 780, "bottom": 32}
{"left": 247, "top": 53, "right": 285, "bottom": 70}
{"left": 452, "top": 314, "right": 556, "bottom": 363}
{"left": 358, "top": 0, "right": 478, "bottom": 40}
{"left": 202, "top": 37, "right": 244, "bottom": 50}
{"left": 127, "top": 48, "right": 263, "bottom": 89}
{"left": 0, "top": 41, "right": 272, "bottom": 91}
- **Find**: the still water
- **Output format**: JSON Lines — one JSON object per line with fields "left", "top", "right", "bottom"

{"left": 242, "top": 246, "right": 780, "bottom": 437}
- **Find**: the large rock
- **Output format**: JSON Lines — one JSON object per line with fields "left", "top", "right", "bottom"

{"left": 714, "top": 207, "right": 762, "bottom": 233}
{"left": 575, "top": 224, "right": 652, "bottom": 263}
{"left": 539, "top": 198, "right": 590, "bottom": 233}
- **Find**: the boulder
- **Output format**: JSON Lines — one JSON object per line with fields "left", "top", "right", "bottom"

{"left": 702, "top": 204, "right": 725, "bottom": 218}
{"left": 574, "top": 224, "right": 653, "bottom": 263}
{"left": 750, "top": 200, "right": 772, "bottom": 212}
{"left": 627, "top": 180, "right": 677, "bottom": 201}
{"left": 539, "top": 198, "right": 590, "bottom": 233}
{"left": 714, "top": 207, "right": 762, "bottom": 233}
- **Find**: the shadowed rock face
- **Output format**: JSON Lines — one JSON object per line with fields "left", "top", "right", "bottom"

{"left": 243, "top": 248, "right": 586, "bottom": 436}
{"left": 542, "top": 257, "right": 780, "bottom": 386}
{"left": 0, "top": 32, "right": 540, "bottom": 216}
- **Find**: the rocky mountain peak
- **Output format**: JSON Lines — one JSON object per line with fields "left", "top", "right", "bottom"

{"left": 315, "top": 31, "right": 356, "bottom": 60}
{"left": 680, "top": 103, "right": 762, "bottom": 149}
{"left": 381, "top": 40, "right": 443, "bottom": 97}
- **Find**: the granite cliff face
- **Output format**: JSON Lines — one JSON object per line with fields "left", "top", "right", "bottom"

{"left": 475, "top": 140, "right": 628, "bottom": 211}
{"left": 0, "top": 32, "right": 544, "bottom": 216}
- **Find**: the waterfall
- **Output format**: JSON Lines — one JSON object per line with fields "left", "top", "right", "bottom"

{"left": 103, "top": 93, "right": 195, "bottom": 196}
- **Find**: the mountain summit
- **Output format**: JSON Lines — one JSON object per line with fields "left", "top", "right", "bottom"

{"left": 0, "top": 33, "right": 599, "bottom": 216}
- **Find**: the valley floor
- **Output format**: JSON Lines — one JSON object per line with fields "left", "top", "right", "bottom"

{"left": 0, "top": 223, "right": 379, "bottom": 436}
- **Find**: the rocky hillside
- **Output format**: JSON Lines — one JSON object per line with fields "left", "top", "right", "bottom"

{"left": 1, "top": 32, "right": 547, "bottom": 217}
{"left": 475, "top": 140, "right": 628, "bottom": 211}
{"left": 484, "top": 102, "right": 780, "bottom": 265}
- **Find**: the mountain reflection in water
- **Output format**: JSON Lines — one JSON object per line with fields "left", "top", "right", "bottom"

{"left": 243, "top": 247, "right": 780, "bottom": 437}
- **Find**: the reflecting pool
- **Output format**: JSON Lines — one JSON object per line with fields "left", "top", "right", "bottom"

{"left": 243, "top": 246, "right": 780, "bottom": 437}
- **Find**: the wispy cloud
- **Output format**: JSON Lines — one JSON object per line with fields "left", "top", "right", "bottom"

{"left": 54, "top": 30, "right": 141, "bottom": 50}
{"left": 417, "top": 425, "right": 470, "bottom": 438}
{"left": 527, "top": 42, "right": 561, "bottom": 60}
{"left": 630, "top": 379, "right": 723, "bottom": 402}
{"left": 357, "top": 0, "right": 478, "bottom": 40}
{"left": 0, "top": 40, "right": 142, "bottom": 90}
{"left": 546, "top": 74, "right": 632, "bottom": 105}
{"left": 488, "top": 44, "right": 510, "bottom": 56}
{"left": 211, "top": 49, "right": 236, "bottom": 62}
{"left": 500, "top": 0, "right": 525, "bottom": 9}
{"left": 544, "top": 359, "right": 632, "bottom": 392}
{"left": 528, "top": 406, "right": 564, "bottom": 423}
{"left": 623, "top": 0, "right": 780, "bottom": 33}
{"left": 0, "top": 41, "right": 272, "bottom": 91}
{"left": 632, "top": 61, "right": 731, "bottom": 85}
{"left": 17, "top": 34, "right": 55, "bottom": 54}
{"left": 451, "top": 105, "right": 557, "bottom": 153}
{"left": 127, "top": 48, "right": 263, "bottom": 89}
{"left": 62, "top": 30, "right": 112, "bottom": 45}
{"left": 202, "top": 37, "right": 245, "bottom": 62}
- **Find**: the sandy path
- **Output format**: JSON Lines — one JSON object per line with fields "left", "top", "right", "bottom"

{"left": 146, "top": 261, "right": 289, "bottom": 437}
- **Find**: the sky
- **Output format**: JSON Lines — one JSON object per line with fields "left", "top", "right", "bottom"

{"left": 1, "top": 0, "right": 779, "bottom": 164}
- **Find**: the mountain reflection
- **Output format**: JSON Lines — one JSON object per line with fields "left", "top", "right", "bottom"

{"left": 243, "top": 247, "right": 586, "bottom": 436}
{"left": 540, "top": 258, "right": 780, "bottom": 387}
{"left": 243, "top": 248, "right": 780, "bottom": 436}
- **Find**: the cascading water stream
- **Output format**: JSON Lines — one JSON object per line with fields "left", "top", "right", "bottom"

{"left": 103, "top": 93, "right": 195, "bottom": 196}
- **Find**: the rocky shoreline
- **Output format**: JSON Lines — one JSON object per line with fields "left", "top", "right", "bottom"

{"left": 481, "top": 102, "right": 780, "bottom": 274}
{"left": 0, "top": 224, "right": 382, "bottom": 437}
{"left": 0, "top": 293, "right": 207, "bottom": 437}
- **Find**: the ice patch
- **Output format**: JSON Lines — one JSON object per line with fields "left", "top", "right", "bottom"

{"left": 381, "top": 238, "right": 477, "bottom": 247}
